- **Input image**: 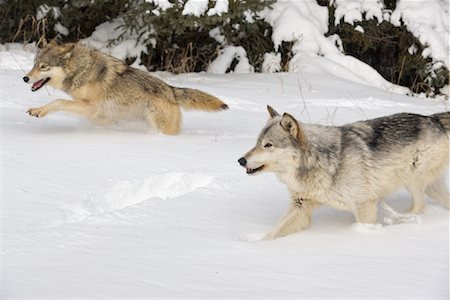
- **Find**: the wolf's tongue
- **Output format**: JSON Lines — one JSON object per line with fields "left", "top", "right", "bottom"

{"left": 31, "top": 79, "right": 46, "bottom": 91}
{"left": 31, "top": 78, "right": 51, "bottom": 91}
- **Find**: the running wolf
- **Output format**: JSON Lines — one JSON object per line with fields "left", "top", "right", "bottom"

{"left": 23, "top": 41, "right": 228, "bottom": 134}
{"left": 238, "top": 106, "right": 450, "bottom": 240}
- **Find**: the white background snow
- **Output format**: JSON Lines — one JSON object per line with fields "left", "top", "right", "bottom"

{"left": 1, "top": 0, "right": 450, "bottom": 297}
{"left": 1, "top": 42, "right": 449, "bottom": 298}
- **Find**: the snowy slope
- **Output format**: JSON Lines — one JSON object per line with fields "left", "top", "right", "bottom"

{"left": 1, "top": 48, "right": 449, "bottom": 298}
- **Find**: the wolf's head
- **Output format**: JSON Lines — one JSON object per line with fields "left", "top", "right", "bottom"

{"left": 23, "top": 41, "right": 76, "bottom": 91}
{"left": 238, "top": 105, "right": 308, "bottom": 175}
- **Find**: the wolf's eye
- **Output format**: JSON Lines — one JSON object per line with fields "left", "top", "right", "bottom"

{"left": 264, "top": 143, "right": 273, "bottom": 148}
{"left": 40, "top": 64, "right": 48, "bottom": 69}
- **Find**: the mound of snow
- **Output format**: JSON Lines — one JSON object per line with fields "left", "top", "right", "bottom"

{"left": 263, "top": 0, "right": 409, "bottom": 94}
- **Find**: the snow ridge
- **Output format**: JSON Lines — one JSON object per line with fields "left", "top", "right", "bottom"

{"left": 83, "top": 172, "right": 215, "bottom": 215}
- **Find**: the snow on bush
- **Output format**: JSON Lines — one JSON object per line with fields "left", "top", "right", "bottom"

{"left": 83, "top": 18, "right": 150, "bottom": 69}
{"left": 262, "top": 52, "right": 281, "bottom": 73}
{"left": 264, "top": 0, "right": 328, "bottom": 53}
{"left": 209, "top": 27, "right": 226, "bottom": 45}
{"left": 207, "top": 0, "right": 229, "bottom": 16}
{"left": 207, "top": 46, "right": 254, "bottom": 74}
{"left": 390, "top": 0, "right": 449, "bottom": 69}
{"left": 146, "top": 0, "right": 173, "bottom": 11}
{"left": 36, "top": 4, "right": 61, "bottom": 21}
{"left": 182, "top": 0, "right": 209, "bottom": 17}
{"left": 36, "top": 5, "right": 69, "bottom": 37}
{"left": 263, "top": 0, "right": 409, "bottom": 94}
{"left": 334, "top": 0, "right": 383, "bottom": 25}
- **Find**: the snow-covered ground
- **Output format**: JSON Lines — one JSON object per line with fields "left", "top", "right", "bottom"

{"left": 1, "top": 48, "right": 449, "bottom": 298}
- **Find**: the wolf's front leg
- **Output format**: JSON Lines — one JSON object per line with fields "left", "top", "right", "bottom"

{"left": 27, "top": 99, "right": 96, "bottom": 119}
{"left": 263, "top": 199, "right": 317, "bottom": 240}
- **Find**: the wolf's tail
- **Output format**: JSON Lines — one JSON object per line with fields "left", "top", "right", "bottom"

{"left": 172, "top": 87, "right": 228, "bottom": 111}
{"left": 432, "top": 111, "right": 450, "bottom": 133}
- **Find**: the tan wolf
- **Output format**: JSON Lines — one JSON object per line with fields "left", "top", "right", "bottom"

{"left": 23, "top": 41, "right": 228, "bottom": 134}
{"left": 238, "top": 106, "right": 450, "bottom": 240}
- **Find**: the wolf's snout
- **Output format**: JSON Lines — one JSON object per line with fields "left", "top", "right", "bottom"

{"left": 23, "top": 76, "right": 29, "bottom": 83}
{"left": 238, "top": 157, "right": 247, "bottom": 166}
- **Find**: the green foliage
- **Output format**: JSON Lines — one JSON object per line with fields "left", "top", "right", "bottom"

{"left": 120, "top": 0, "right": 275, "bottom": 72}
{"left": 0, "top": 0, "right": 58, "bottom": 45}
{"left": 58, "top": 0, "right": 129, "bottom": 40}
{"left": 0, "top": 0, "right": 128, "bottom": 45}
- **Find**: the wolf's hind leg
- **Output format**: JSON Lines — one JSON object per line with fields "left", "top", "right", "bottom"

{"left": 146, "top": 104, "right": 181, "bottom": 135}
{"left": 354, "top": 200, "right": 378, "bottom": 223}
{"left": 27, "top": 99, "right": 98, "bottom": 119}
{"left": 406, "top": 185, "right": 426, "bottom": 214}
{"left": 426, "top": 176, "right": 450, "bottom": 209}
{"left": 263, "top": 200, "right": 317, "bottom": 240}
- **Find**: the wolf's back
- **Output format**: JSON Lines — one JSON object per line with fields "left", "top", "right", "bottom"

{"left": 433, "top": 112, "right": 450, "bottom": 133}
{"left": 172, "top": 87, "right": 228, "bottom": 111}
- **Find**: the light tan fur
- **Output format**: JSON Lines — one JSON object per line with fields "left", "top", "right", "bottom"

{"left": 25, "top": 41, "right": 228, "bottom": 135}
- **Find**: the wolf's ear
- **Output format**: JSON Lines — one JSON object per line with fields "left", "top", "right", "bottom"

{"left": 59, "top": 43, "right": 75, "bottom": 60}
{"left": 48, "top": 39, "right": 58, "bottom": 47}
{"left": 280, "top": 113, "right": 307, "bottom": 144}
{"left": 267, "top": 105, "right": 279, "bottom": 118}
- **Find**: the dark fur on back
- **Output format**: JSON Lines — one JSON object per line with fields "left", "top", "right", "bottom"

{"left": 341, "top": 112, "right": 450, "bottom": 153}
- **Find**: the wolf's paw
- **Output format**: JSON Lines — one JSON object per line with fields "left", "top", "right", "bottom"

{"left": 27, "top": 107, "right": 48, "bottom": 118}
{"left": 383, "top": 214, "right": 420, "bottom": 225}
{"left": 380, "top": 202, "right": 421, "bottom": 225}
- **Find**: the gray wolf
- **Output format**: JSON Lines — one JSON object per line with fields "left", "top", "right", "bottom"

{"left": 23, "top": 41, "right": 228, "bottom": 135}
{"left": 238, "top": 106, "right": 450, "bottom": 240}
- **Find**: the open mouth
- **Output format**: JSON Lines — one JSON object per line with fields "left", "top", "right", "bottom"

{"left": 31, "top": 78, "right": 51, "bottom": 92}
{"left": 246, "top": 165, "right": 264, "bottom": 174}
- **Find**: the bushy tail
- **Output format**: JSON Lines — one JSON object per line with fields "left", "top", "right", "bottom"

{"left": 432, "top": 111, "right": 450, "bottom": 133}
{"left": 172, "top": 87, "right": 228, "bottom": 111}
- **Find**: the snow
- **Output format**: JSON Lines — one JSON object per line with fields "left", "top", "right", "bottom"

{"left": 146, "top": 0, "right": 174, "bottom": 11}
{"left": 334, "top": 0, "right": 383, "bottom": 25}
{"left": 54, "top": 23, "right": 69, "bottom": 36}
{"left": 355, "top": 25, "right": 365, "bottom": 33}
{"left": 182, "top": 0, "right": 209, "bottom": 17}
{"left": 1, "top": 46, "right": 449, "bottom": 298}
{"left": 261, "top": 0, "right": 410, "bottom": 95}
{"left": 262, "top": 52, "right": 282, "bottom": 73}
{"left": 83, "top": 18, "right": 150, "bottom": 69}
{"left": 208, "top": 27, "right": 226, "bottom": 45}
{"left": 36, "top": 4, "right": 61, "bottom": 21}
{"left": 207, "top": 0, "right": 229, "bottom": 16}
{"left": 390, "top": 0, "right": 450, "bottom": 68}
{"left": 207, "top": 45, "right": 254, "bottom": 74}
